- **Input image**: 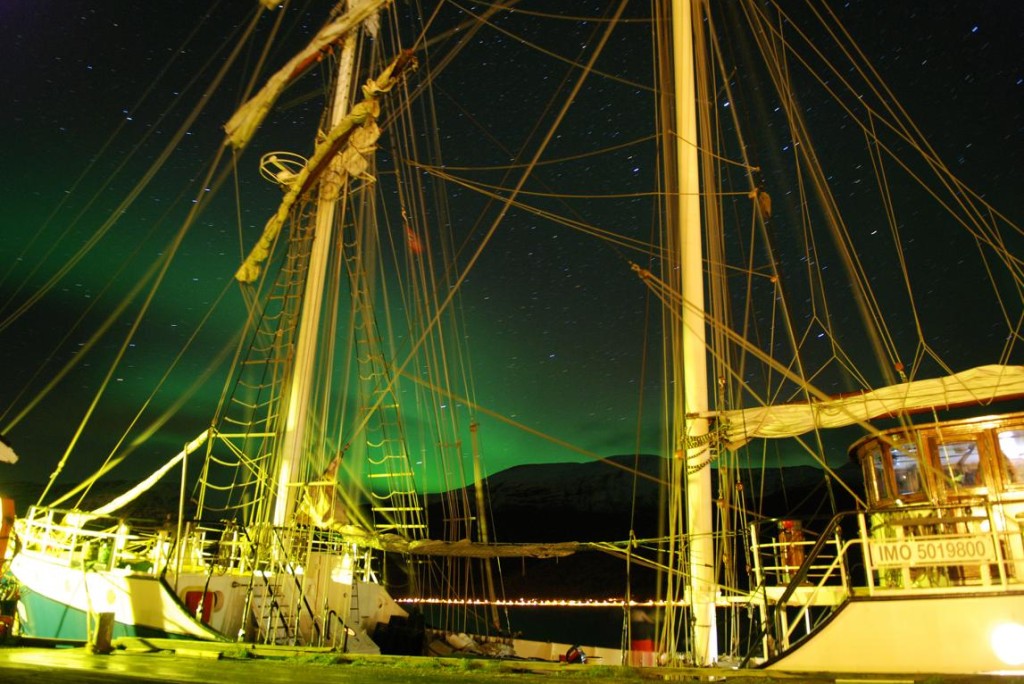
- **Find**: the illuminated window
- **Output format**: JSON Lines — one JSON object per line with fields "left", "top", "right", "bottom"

{"left": 997, "top": 429, "right": 1024, "bottom": 487}
{"left": 891, "top": 443, "right": 923, "bottom": 499}
{"left": 863, "top": 445, "right": 892, "bottom": 503}
{"left": 936, "top": 440, "right": 982, "bottom": 491}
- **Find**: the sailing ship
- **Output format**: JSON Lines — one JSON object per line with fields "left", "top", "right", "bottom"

{"left": 3, "top": 0, "right": 1023, "bottom": 673}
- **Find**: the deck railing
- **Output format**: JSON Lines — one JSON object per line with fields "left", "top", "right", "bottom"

{"left": 858, "top": 499, "right": 1023, "bottom": 593}
{"left": 747, "top": 498, "right": 1024, "bottom": 661}
{"left": 16, "top": 505, "right": 167, "bottom": 572}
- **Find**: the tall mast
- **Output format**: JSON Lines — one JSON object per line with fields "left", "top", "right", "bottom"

{"left": 673, "top": 0, "right": 717, "bottom": 665}
{"left": 273, "top": 24, "right": 360, "bottom": 527}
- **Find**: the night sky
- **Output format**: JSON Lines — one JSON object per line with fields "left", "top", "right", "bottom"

{"left": 0, "top": 1, "right": 1021, "bottom": 494}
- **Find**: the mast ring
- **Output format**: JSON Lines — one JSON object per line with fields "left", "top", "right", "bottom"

{"left": 259, "top": 151, "right": 308, "bottom": 188}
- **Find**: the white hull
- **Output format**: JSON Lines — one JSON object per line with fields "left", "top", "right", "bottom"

{"left": 11, "top": 550, "right": 221, "bottom": 641}
{"left": 10, "top": 513, "right": 407, "bottom": 651}
{"left": 766, "top": 591, "right": 1024, "bottom": 673}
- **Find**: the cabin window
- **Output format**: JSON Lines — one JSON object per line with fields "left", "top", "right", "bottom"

{"left": 890, "top": 442, "right": 924, "bottom": 499}
{"left": 863, "top": 445, "right": 892, "bottom": 504}
{"left": 997, "top": 428, "right": 1024, "bottom": 487}
{"left": 935, "top": 440, "right": 982, "bottom": 492}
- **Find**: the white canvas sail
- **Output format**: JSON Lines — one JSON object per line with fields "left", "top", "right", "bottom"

{"left": 0, "top": 436, "right": 16, "bottom": 464}
{"left": 223, "top": 0, "right": 389, "bottom": 149}
{"left": 709, "top": 364, "right": 1024, "bottom": 447}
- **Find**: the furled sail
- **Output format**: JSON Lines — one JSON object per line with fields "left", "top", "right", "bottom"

{"left": 223, "top": 0, "right": 390, "bottom": 149}
{"left": 295, "top": 456, "right": 349, "bottom": 528}
{"left": 0, "top": 434, "right": 17, "bottom": 464}
{"left": 336, "top": 526, "right": 582, "bottom": 559}
{"left": 709, "top": 364, "right": 1024, "bottom": 448}
{"left": 87, "top": 429, "right": 211, "bottom": 517}
{"left": 234, "top": 50, "right": 415, "bottom": 283}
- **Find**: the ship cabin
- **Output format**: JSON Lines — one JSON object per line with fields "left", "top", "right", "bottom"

{"left": 850, "top": 411, "right": 1024, "bottom": 590}
{"left": 744, "top": 413, "right": 1024, "bottom": 662}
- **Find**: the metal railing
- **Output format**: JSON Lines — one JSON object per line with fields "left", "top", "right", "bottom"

{"left": 745, "top": 499, "right": 1024, "bottom": 663}
{"left": 17, "top": 505, "right": 167, "bottom": 573}
{"left": 857, "top": 500, "right": 1023, "bottom": 594}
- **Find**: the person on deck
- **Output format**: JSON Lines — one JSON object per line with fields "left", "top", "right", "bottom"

{"left": 630, "top": 608, "right": 656, "bottom": 667}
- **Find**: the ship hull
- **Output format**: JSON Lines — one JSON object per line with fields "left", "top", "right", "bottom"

{"left": 765, "top": 591, "right": 1024, "bottom": 673}
{"left": 10, "top": 545, "right": 406, "bottom": 652}
{"left": 11, "top": 551, "right": 223, "bottom": 642}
